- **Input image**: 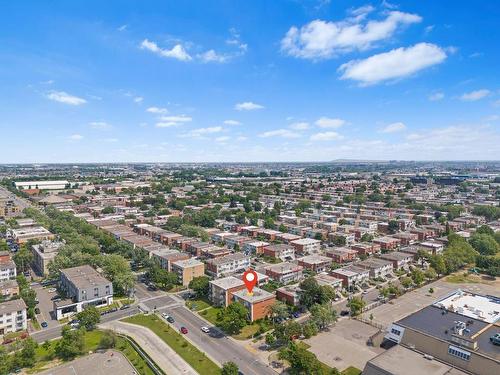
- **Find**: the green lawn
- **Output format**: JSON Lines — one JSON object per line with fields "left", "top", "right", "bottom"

{"left": 342, "top": 366, "right": 362, "bottom": 375}
{"left": 186, "top": 298, "right": 211, "bottom": 311}
{"left": 232, "top": 323, "right": 261, "bottom": 340}
{"left": 116, "top": 337, "right": 156, "bottom": 375}
{"left": 199, "top": 306, "right": 223, "bottom": 325}
{"left": 445, "top": 273, "right": 480, "bottom": 284}
{"left": 123, "top": 314, "right": 220, "bottom": 375}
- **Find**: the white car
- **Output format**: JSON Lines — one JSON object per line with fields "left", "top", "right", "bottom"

{"left": 47, "top": 288, "right": 57, "bottom": 293}
{"left": 200, "top": 326, "right": 210, "bottom": 333}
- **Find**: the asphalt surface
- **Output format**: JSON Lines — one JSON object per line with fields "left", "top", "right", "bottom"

{"left": 163, "top": 305, "right": 276, "bottom": 375}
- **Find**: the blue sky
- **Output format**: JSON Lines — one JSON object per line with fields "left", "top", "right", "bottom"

{"left": 1, "top": 0, "right": 499, "bottom": 162}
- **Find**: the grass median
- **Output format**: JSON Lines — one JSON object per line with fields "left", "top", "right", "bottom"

{"left": 123, "top": 314, "right": 220, "bottom": 375}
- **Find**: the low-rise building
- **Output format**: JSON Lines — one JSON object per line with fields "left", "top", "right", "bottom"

{"left": 379, "top": 251, "right": 414, "bottom": 270}
{"left": 325, "top": 247, "right": 358, "bottom": 264}
{"left": 262, "top": 244, "right": 295, "bottom": 261}
{"left": 350, "top": 243, "right": 381, "bottom": 256}
{"left": 265, "top": 262, "right": 303, "bottom": 284}
{"left": 12, "top": 226, "right": 55, "bottom": 244}
{"left": 0, "top": 279, "right": 19, "bottom": 298}
{"left": 331, "top": 265, "right": 370, "bottom": 289}
{"left": 231, "top": 287, "right": 276, "bottom": 321}
{"left": 151, "top": 249, "right": 190, "bottom": 272}
{"left": 31, "top": 240, "right": 64, "bottom": 276}
{"left": 0, "top": 259, "right": 16, "bottom": 281}
{"left": 209, "top": 276, "right": 246, "bottom": 307}
{"left": 373, "top": 236, "right": 401, "bottom": 252}
{"left": 354, "top": 258, "right": 393, "bottom": 278}
{"left": 243, "top": 240, "right": 269, "bottom": 255}
{"left": 0, "top": 299, "right": 27, "bottom": 336}
{"left": 297, "top": 255, "right": 332, "bottom": 273}
{"left": 171, "top": 259, "right": 205, "bottom": 286}
{"left": 314, "top": 274, "right": 342, "bottom": 289}
{"left": 290, "top": 238, "right": 321, "bottom": 255}
{"left": 205, "top": 253, "right": 251, "bottom": 278}
{"left": 276, "top": 285, "right": 301, "bottom": 306}
{"left": 55, "top": 265, "right": 113, "bottom": 320}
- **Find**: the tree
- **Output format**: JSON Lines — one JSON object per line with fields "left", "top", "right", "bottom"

{"left": 269, "top": 301, "right": 289, "bottom": 323}
{"left": 189, "top": 276, "right": 210, "bottom": 297}
{"left": 279, "top": 223, "right": 287, "bottom": 233}
{"left": 428, "top": 254, "right": 447, "bottom": 276}
{"left": 99, "top": 254, "right": 135, "bottom": 295}
{"left": 273, "top": 320, "right": 302, "bottom": 345}
{"left": 299, "top": 278, "right": 335, "bottom": 309}
{"left": 221, "top": 361, "right": 239, "bottom": 375}
{"left": 265, "top": 332, "right": 277, "bottom": 347}
{"left": 99, "top": 330, "right": 118, "bottom": 349}
{"left": 310, "top": 303, "right": 337, "bottom": 330}
{"left": 347, "top": 297, "right": 366, "bottom": 316}
{"left": 217, "top": 302, "right": 248, "bottom": 334}
{"left": 17, "top": 338, "right": 38, "bottom": 368}
{"left": 361, "top": 233, "right": 373, "bottom": 242}
{"left": 425, "top": 267, "right": 437, "bottom": 280}
{"left": 400, "top": 276, "right": 413, "bottom": 289}
{"left": 388, "top": 220, "right": 399, "bottom": 234}
{"left": 55, "top": 326, "right": 85, "bottom": 360}
{"left": 76, "top": 306, "right": 100, "bottom": 330}
{"left": 302, "top": 321, "right": 319, "bottom": 339}
{"left": 476, "top": 225, "right": 494, "bottom": 236}
{"left": 102, "top": 206, "right": 115, "bottom": 214}
{"left": 469, "top": 233, "right": 499, "bottom": 255}
{"left": 279, "top": 343, "right": 337, "bottom": 375}
{"left": 411, "top": 268, "right": 425, "bottom": 286}
{"left": 13, "top": 246, "right": 33, "bottom": 273}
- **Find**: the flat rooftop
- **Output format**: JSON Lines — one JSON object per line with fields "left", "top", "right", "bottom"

{"left": 210, "top": 276, "right": 245, "bottom": 290}
{"left": 61, "top": 265, "right": 111, "bottom": 289}
{"left": 433, "top": 290, "right": 500, "bottom": 324}
{"left": 232, "top": 287, "right": 275, "bottom": 303}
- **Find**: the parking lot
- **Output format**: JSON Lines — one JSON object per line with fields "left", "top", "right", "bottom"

{"left": 38, "top": 350, "right": 136, "bottom": 375}
{"left": 361, "top": 274, "right": 500, "bottom": 328}
{"left": 306, "top": 318, "right": 384, "bottom": 371}
{"left": 32, "top": 283, "right": 60, "bottom": 330}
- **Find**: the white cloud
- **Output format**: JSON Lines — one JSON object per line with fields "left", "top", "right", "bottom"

{"left": 46, "top": 91, "right": 87, "bottom": 105}
{"left": 315, "top": 117, "right": 346, "bottom": 128}
{"left": 160, "top": 115, "right": 192, "bottom": 123}
{"left": 310, "top": 131, "right": 344, "bottom": 141}
{"left": 134, "top": 96, "right": 143, "bottom": 103}
{"left": 156, "top": 122, "right": 178, "bottom": 128}
{"left": 147, "top": 107, "right": 168, "bottom": 114}
{"left": 181, "top": 126, "right": 223, "bottom": 137}
{"left": 428, "top": 92, "right": 444, "bottom": 101}
{"left": 259, "top": 129, "right": 300, "bottom": 138}
{"left": 198, "top": 49, "right": 228, "bottom": 63}
{"left": 235, "top": 102, "right": 264, "bottom": 111}
{"left": 281, "top": 10, "right": 421, "bottom": 59}
{"left": 339, "top": 43, "right": 447, "bottom": 85}
{"left": 290, "top": 122, "right": 310, "bottom": 130}
{"left": 140, "top": 39, "right": 192, "bottom": 61}
{"left": 215, "top": 136, "right": 231, "bottom": 143}
{"left": 89, "top": 121, "right": 112, "bottom": 130}
{"left": 68, "top": 134, "right": 83, "bottom": 141}
{"left": 118, "top": 24, "right": 127, "bottom": 32}
{"left": 381, "top": 122, "right": 406, "bottom": 133}
{"left": 224, "top": 120, "right": 241, "bottom": 126}
{"left": 460, "top": 89, "right": 490, "bottom": 102}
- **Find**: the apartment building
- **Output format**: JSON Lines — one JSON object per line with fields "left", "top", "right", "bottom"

{"left": 379, "top": 251, "right": 414, "bottom": 270}
{"left": 265, "top": 262, "right": 303, "bottom": 283}
{"left": 373, "top": 236, "right": 401, "bottom": 252}
{"left": 242, "top": 240, "right": 269, "bottom": 255}
{"left": 350, "top": 242, "right": 381, "bottom": 256}
{"left": 205, "top": 253, "right": 251, "bottom": 278}
{"left": 0, "top": 258, "right": 16, "bottom": 281}
{"left": 171, "top": 259, "right": 205, "bottom": 286}
{"left": 209, "top": 276, "right": 246, "bottom": 307}
{"left": 231, "top": 287, "right": 276, "bottom": 321}
{"left": 298, "top": 255, "right": 332, "bottom": 273}
{"left": 290, "top": 238, "right": 321, "bottom": 255}
{"left": 325, "top": 247, "right": 358, "bottom": 264}
{"left": 11, "top": 226, "right": 55, "bottom": 244}
{"left": 151, "top": 249, "right": 190, "bottom": 271}
{"left": 0, "top": 299, "right": 27, "bottom": 336}
{"left": 331, "top": 265, "right": 370, "bottom": 289}
{"left": 276, "top": 285, "right": 301, "bottom": 306}
{"left": 55, "top": 265, "right": 113, "bottom": 320}
{"left": 354, "top": 258, "right": 393, "bottom": 278}
{"left": 0, "top": 279, "right": 19, "bottom": 298}
{"left": 31, "top": 240, "right": 64, "bottom": 276}
{"left": 262, "top": 244, "right": 295, "bottom": 261}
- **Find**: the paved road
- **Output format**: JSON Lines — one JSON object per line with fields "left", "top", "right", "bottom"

{"left": 163, "top": 305, "right": 276, "bottom": 375}
{"left": 101, "top": 321, "right": 197, "bottom": 375}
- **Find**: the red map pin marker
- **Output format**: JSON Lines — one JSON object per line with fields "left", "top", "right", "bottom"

{"left": 243, "top": 269, "right": 257, "bottom": 295}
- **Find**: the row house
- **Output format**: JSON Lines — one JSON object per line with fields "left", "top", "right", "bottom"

{"left": 265, "top": 262, "right": 303, "bottom": 284}
{"left": 262, "top": 244, "right": 295, "bottom": 261}
{"left": 205, "top": 253, "right": 251, "bottom": 278}
{"left": 325, "top": 247, "right": 358, "bottom": 264}
{"left": 298, "top": 255, "right": 332, "bottom": 273}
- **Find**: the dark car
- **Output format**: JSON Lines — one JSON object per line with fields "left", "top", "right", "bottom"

{"left": 167, "top": 316, "right": 175, "bottom": 323}
{"left": 180, "top": 326, "right": 188, "bottom": 334}
{"left": 340, "top": 310, "right": 350, "bottom": 316}
{"left": 41, "top": 322, "right": 48, "bottom": 328}
{"left": 34, "top": 307, "right": 40, "bottom": 314}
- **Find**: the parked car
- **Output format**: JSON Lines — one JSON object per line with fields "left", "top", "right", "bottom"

{"left": 340, "top": 310, "right": 350, "bottom": 316}
{"left": 47, "top": 288, "right": 57, "bottom": 293}
{"left": 34, "top": 307, "right": 40, "bottom": 314}
{"left": 490, "top": 333, "right": 500, "bottom": 345}
{"left": 41, "top": 322, "right": 48, "bottom": 328}
{"left": 120, "top": 304, "right": 131, "bottom": 310}
{"left": 167, "top": 316, "right": 175, "bottom": 323}
{"left": 200, "top": 326, "right": 210, "bottom": 333}
{"left": 180, "top": 326, "right": 188, "bottom": 334}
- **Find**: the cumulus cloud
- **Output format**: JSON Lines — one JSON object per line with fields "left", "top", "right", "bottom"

{"left": 310, "top": 131, "right": 344, "bottom": 141}
{"left": 460, "top": 89, "right": 490, "bottom": 101}
{"left": 146, "top": 107, "right": 168, "bottom": 114}
{"left": 315, "top": 117, "right": 346, "bottom": 128}
{"left": 428, "top": 92, "right": 444, "bottom": 101}
{"left": 339, "top": 43, "right": 447, "bottom": 85}
{"left": 224, "top": 120, "right": 241, "bottom": 126}
{"left": 381, "top": 122, "right": 406, "bottom": 133}
{"left": 181, "top": 126, "right": 223, "bottom": 138}
{"left": 259, "top": 129, "right": 300, "bottom": 138}
{"left": 290, "top": 122, "right": 310, "bottom": 130}
{"left": 155, "top": 115, "right": 192, "bottom": 128}
{"left": 198, "top": 49, "right": 229, "bottom": 63}
{"left": 140, "top": 39, "right": 192, "bottom": 61}
{"left": 46, "top": 91, "right": 87, "bottom": 105}
{"left": 281, "top": 10, "right": 421, "bottom": 59}
{"left": 235, "top": 102, "right": 264, "bottom": 111}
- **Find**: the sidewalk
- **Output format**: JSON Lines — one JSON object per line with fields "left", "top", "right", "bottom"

{"left": 100, "top": 320, "right": 197, "bottom": 375}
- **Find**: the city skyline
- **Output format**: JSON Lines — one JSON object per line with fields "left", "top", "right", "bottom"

{"left": 1, "top": 0, "right": 499, "bottom": 162}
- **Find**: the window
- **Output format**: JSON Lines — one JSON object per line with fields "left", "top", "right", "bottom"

{"left": 391, "top": 328, "right": 401, "bottom": 336}
{"left": 448, "top": 346, "right": 470, "bottom": 361}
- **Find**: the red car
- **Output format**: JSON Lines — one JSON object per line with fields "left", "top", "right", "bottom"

{"left": 180, "top": 326, "right": 188, "bottom": 334}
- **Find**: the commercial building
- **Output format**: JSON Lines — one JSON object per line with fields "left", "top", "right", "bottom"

{"left": 385, "top": 290, "right": 500, "bottom": 375}
{"left": 31, "top": 240, "right": 64, "bottom": 276}
{"left": 55, "top": 265, "right": 113, "bottom": 320}
{"left": 14, "top": 180, "right": 70, "bottom": 190}
{"left": 231, "top": 287, "right": 276, "bottom": 321}
{"left": 0, "top": 299, "right": 27, "bottom": 336}
{"left": 171, "top": 258, "right": 205, "bottom": 286}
